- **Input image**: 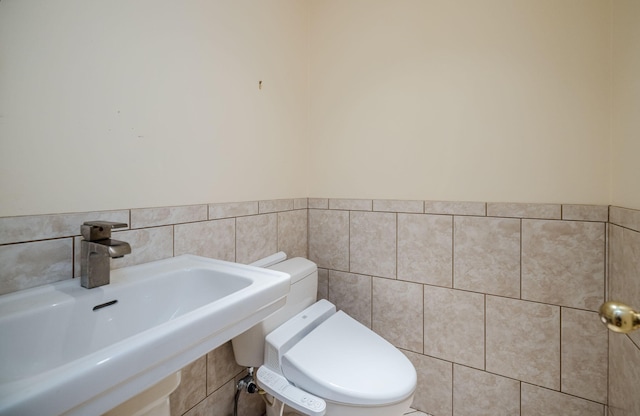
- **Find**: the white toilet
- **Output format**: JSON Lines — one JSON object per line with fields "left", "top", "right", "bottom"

{"left": 232, "top": 257, "right": 417, "bottom": 416}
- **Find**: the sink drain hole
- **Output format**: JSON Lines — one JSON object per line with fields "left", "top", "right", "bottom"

{"left": 93, "top": 300, "right": 118, "bottom": 311}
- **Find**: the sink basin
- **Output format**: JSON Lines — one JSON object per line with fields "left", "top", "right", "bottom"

{"left": 0, "top": 255, "right": 290, "bottom": 416}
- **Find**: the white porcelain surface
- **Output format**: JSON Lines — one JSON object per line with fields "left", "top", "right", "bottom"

{"left": 0, "top": 255, "right": 290, "bottom": 416}
{"left": 282, "top": 310, "right": 416, "bottom": 406}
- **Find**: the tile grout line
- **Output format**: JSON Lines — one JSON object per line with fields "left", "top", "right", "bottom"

{"left": 396, "top": 212, "right": 399, "bottom": 281}
{"left": 519, "top": 378, "right": 522, "bottom": 416}
{"left": 520, "top": 219, "right": 523, "bottom": 300}
{"left": 348, "top": 210, "right": 351, "bottom": 274}
{"left": 484, "top": 294, "right": 487, "bottom": 372}
{"left": 451, "top": 359, "right": 455, "bottom": 416}
{"left": 559, "top": 306, "right": 563, "bottom": 394}
{"left": 451, "top": 216, "right": 455, "bottom": 289}
{"left": 233, "top": 217, "right": 237, "bottom": 263}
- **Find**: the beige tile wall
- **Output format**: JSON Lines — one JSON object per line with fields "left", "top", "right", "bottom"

{"left": 608, "top": 207, "right": 640, "bottom": 416}
{"left": 0, "top": 198, "right": 308, "bottom": 416}
{"left": 310, "top": 200, "right": 611, "bottom": 416}
{"left": 2, "top": 199, "right": 639, "bottom": 416}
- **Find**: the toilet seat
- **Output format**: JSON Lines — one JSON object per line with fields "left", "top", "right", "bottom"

{"left": 237, "top": 255, "right": 417, "bottom": 416}
{"left": 280, "top": 310, "right": 416, "bottom": 406}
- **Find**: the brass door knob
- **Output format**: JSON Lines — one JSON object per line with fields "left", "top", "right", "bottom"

{"left": 599, "top": 301, "right": 640, "bottom": 333}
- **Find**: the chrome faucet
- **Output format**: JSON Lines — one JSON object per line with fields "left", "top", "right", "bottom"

{"left": 80, "top": 221, "right": 132, "bottom": 288}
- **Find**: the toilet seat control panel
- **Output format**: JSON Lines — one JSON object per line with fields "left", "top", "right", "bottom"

{"left": 257, "top": 366, "right": 327, "bottom": 416}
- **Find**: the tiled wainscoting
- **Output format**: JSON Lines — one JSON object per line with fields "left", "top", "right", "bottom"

{"left": 0, "top": 199, "right": 309, "bottom": 295}
{"left": 308, "top": 199, "right": 611, "bottom": 416}
{"left": 0, "top": 199, "right": 309, "bottom": 416}
{"left": 1, "top": 199, "right": 639, "bottom": 415}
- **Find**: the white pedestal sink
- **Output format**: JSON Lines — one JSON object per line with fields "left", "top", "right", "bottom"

{"left": 0, "top": 255, "right": 290, "bottom": 416}
{"left": 103, "top": 371, "right": 181, "bottom": 416}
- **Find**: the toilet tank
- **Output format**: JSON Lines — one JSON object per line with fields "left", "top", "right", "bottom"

{"left": 231, "top": 257, "right": 318, "bottom": 368}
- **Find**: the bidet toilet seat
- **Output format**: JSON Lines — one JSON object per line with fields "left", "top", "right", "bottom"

{"left": 234, "top": 256, "right": 418, "bottom": 415}
{"left": 263, "top": 299, "right": 416, "bottom": 410}
{"left": 281, "top": 310, "right": 416, "bottom": 406}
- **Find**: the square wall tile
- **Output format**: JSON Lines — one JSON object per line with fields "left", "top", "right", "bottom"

{"left": 373, "top": 278, "right": 423, "bottom": 352}
{"left": 486, "top": 296, "right": 560, "bottom": 389}
{"left": 308, "top": 209, "right": 349, "bottom": 271}
{"left": 609, "top": 334, "right": 640, "bottom": 416}
{"left": 236, "top": 214, "right": 277, "bottom": 264}
{"left": 561, "top": 308, "right": 608, "bottom": 403}
{"left": 328, "top": 270, "right": 372, "bottom": 328}
{"left": 521, "top": 384, "right": 604, "bottom": 416}
{"left": 398, "top": 214, "right": 452, "bottom": 287}
{"left": 174, "top": 219, "right": 235, "bottom": 261}
{"left": 206, "top": 342, "right": 243, "bottom": 395}
{"left": 453, "top": 365, "right": 520, "bottom": 416}
{"left": 277, "top": 209, "right": 308, "bottom": 259}
{"left": 109, "top": 226, "right": 174, "bottom": 270}
{"left": 522, "top": 219, "right": 605, "bottom": 311}
{"left": 404, "top": 351, "right": 452, "bottom": 416}
{"left": 183, "top": 379, "right": 234, "bottom": 416}
{"left": 170, "top": 355, "right": 207, "bottom": 416}
{"left": 0, "top": 239, "right": 73, "bottom": 295}
{"left": 454, "top": 216, "right": 520, "bottom": 298}
{"left": 424, "top": 286, "right": 484, "bottom": 369}
{"left": 350, "top": 211, "right": 396, "bottom": 278}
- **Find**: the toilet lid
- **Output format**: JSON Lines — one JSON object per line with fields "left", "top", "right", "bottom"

{"left": 280, "top": 311, "right": 417, "bottom": 406}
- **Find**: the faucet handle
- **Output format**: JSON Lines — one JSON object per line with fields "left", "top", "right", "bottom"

{"left": 81, "top": 221, "right": 129, "bottom": 241}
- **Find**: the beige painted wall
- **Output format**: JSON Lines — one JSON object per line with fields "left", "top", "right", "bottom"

{"left": 0, "top": 0, "right": 309, "bottom": 217}
{"left": 612, "top": 0, "right": 640, "bottom": 211}
{"left": 308, "top": 0, "right": 611, "bottom": 204}
{"left": 2, "top": 1, "right": 636, "bottom": 217}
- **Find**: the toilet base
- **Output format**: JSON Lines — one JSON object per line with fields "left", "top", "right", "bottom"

{"left": 265, "top": 394, "right": 414, "bottom": 416}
